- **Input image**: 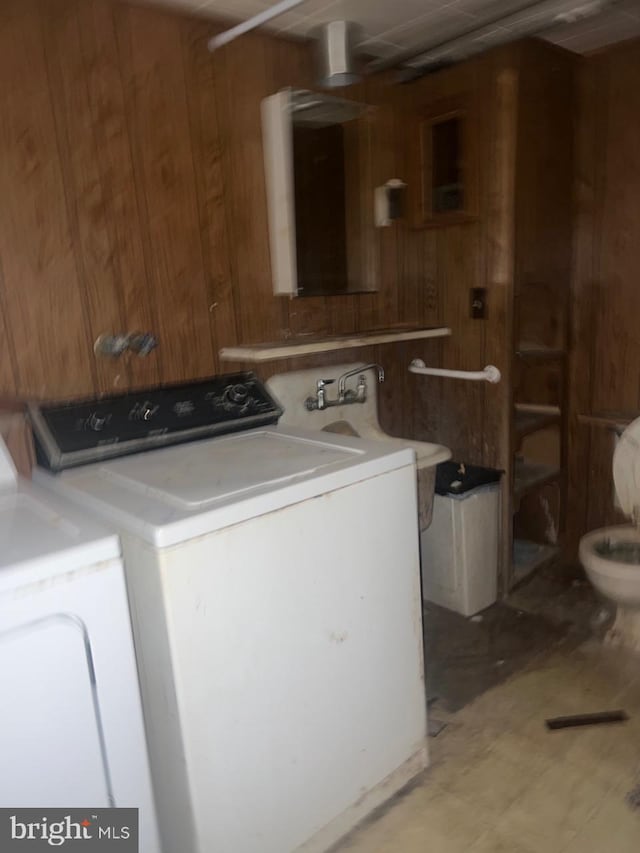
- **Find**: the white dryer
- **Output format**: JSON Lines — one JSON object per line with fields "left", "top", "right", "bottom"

{"left": 31, "top": 372, "right": 428, "bottom": 853}
{"left": 0, "top": 438, "right": 160, "bottom": 852}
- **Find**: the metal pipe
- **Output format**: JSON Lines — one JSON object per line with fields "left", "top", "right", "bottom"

{"left": 338, "top": 363, "right": 384, "bottom": 399}
{"left": 366, "top": 0, "right": 613, "bottom": 74}
{"left": 208, "top": 0, "right": 309, "bottom": 52}
{"left": 313, "top": 21, "right": 361, "bottom": 88}
{"left": 409, "top": 359, "right": 501, "bottom": 384}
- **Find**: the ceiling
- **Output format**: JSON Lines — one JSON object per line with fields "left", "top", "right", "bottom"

{"left": 154, "top": 0, "right": 640, "bottom": 61}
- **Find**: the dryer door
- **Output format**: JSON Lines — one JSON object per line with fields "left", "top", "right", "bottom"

{"left": 0, "top": 613, "right": 111, "bottom": 807}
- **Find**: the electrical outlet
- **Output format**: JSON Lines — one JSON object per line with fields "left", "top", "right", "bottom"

{"left": 470, "top": 287, "right": 486, "bottom": 319}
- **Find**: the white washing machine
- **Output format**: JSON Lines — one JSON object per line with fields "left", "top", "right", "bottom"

{"left": 0, "top": 438, "right": 160, "bottom": 852}
{"left": 31, "top": 372, "right": 428, "bottom": 853}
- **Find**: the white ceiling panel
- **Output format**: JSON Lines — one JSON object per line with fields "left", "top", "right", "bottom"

{"left": 544, "top": 5, "right": 640, "bottom": 48}
{"left": 148, "top": 0, "right": 640, "bottom": 59}
{"left": 376, "top": 8, "right": 479, "bottom": 49}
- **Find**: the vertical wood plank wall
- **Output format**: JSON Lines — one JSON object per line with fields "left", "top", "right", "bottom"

{"left": 568, "top": 38, "right": 640, "bottom": 552}
{"left": 0, "top": 0, "right": 96, "bottom": 398}
{"left": 0, "top": 0, "right": 491, "bottom": 455}
{"left": 0, "top": 0, "right": 233, "bottom": 397}
{"left": 0, "top": 0, "right": 579, "bottom": 513}
{"left": 402, "top": 56, "right": 493, "bottom": 464}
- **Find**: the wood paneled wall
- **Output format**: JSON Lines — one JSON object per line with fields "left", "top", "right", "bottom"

{"left": 201, "top": 22, "right": 443, "bottom": 439}
{"left": 401, "top": 55, "right": 495, "bottom": 465}
{"left": 0, "top": 0, "right": 236, "bottom": 397}
{"left": 568, "top": 37, "right": 640, "bottom": 554}
{"left": 219, "top": 43, "right": 531, "bottom": 470}
{"left": 0, "top": 0, "right": 427, "bottom": 412}
{"left": 392, "top": 41, "right": 574, "bottom": 474}
{"left": 0, "top": 0, "right": 576, "bottom": 504}
{"left": 0, "top": 0, "right": 457, "bottom": 451}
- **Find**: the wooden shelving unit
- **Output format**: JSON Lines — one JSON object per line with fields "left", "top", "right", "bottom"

{"left": 508, "top": 192, "right": 571, "bottom": 587}
{"left": 512, "top": 539, "right": 559, "bottom": 586}
{"left": 514, "top": 458, "right": 561, "bottom": 499}
{"left": 401, "top": 39, "right": 574, "bottom": 596}
{"left": 516, "top": 345, "right": 566, "bottom": 361}
{"left": 577, "top": 411, "right": 639, "bottom": 430}
{"left": 515, "top": 404, "right": 561, "bottom": 438}
{"left": 509, "top": 340, "right": 567, "bottom": 588}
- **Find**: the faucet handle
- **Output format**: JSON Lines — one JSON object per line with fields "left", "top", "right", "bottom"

{"left": 316, "top": 378, "right": 334, "bottom": 390}
{"left": 127, "top": 332, "right": 158, "bottom": 357}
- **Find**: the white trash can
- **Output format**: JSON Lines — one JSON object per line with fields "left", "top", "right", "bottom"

{"left": 420, "top": 461, "right": 501, "bottom": 617}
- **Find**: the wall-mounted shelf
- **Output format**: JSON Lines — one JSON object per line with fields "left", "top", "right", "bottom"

{"left": 219, "top": 326, "right": 451, "bottom": 363}
{"left": 578, "top": 411, "right": 639, "bottom": 430}
{"left": 514, "top": 458, "right": 560, "bottom": 499}
{"left": 515, "top": 344, "right": 565, "bottom": 361}
{"left": 515, "top": 404, "right": 561, "bottom": 438}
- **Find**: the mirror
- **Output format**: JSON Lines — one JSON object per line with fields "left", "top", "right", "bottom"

{"left": 262, "top": 89, "right": 379, "bottom": 297}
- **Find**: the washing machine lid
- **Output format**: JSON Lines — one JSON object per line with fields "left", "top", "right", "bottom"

{"left": 0, "top": 482, "right": 121, "bottom": 591}
{"left": 34, "top": 425, "right": 415, "bottom": 547}
{"left": 613, "top": 417, "right": 640, "bottom": 522}
{"left": 94, "top": 428, "right": 362, "bottom": 507}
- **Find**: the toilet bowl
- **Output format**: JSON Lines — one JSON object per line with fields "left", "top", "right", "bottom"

{"left": 579, "top": 417, "right": 640, "bottom": 651}
{"left": 579, "top": 525, "right": 640, "bottom": 650}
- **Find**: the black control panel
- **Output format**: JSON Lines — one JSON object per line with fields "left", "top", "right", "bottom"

{"left": 30, "top": 372, "right": 283, "bottom": 472}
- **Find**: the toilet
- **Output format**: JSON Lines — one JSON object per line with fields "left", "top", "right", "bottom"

{"left": 580, "top": 417, "right": 640, "bottom": 651}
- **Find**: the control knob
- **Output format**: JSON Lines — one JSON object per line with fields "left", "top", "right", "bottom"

{"left": 129, "top": 400, "right": 160, "bottom": 421}
{"left": 87, "top": 412, "right": 109, "bottom": 432}
{"left": 224, "top": 384, "right": 250, "bottom": 405}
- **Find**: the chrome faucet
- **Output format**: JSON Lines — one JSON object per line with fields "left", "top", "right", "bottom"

{"left": 337, "top": 364, "right": 384, "bottom": 399}
{"left": 315, "top": 378, "right": 333, "bottom": 410}
{"left": 305, "top": 378, "right": 336, "bottom": 411}
{"left": 304, "top": 364, "right": 384, "bottom": 411}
